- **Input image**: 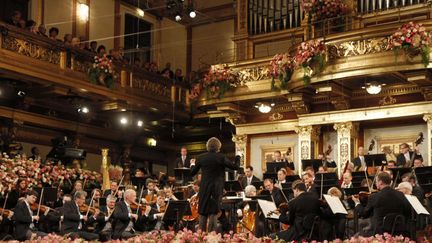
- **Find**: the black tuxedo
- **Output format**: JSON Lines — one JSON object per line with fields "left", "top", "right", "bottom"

{"left": 322, "top": 160, "right": 336, "bottom": 168}
{"left": 61, "top": 201, "right": 98, "bottom": 240}
{"left": 240, "top": 175, "right": 260, "bottom": 189}
{"left": 190, "top": 151, "right": 239, "bottom": 215}
{"left": 276, "top": 192, "right": 321, "bottom": 241}
{"left": 271, "top": 187, "right": 286, "bottom": 207}
{"left": 353, "top": 156, "right": 366, "bottom": 168}
{"left": 175, "top": 156, "right": 192, "bottom": 168}
{"left": 112, "top": 201, "right": 143, "bottom": 239}
{"left": 396, "top": 152, "right": 422, "bottom": 167}
{"left": 355, "top": 186, "right": 411, "bottom": 234}
{"left": 12, "top": 200, "right": 33, "bottom": 241}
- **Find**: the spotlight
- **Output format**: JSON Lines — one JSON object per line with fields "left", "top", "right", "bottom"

{"left": 254, "top": 102, "right": 275, "bottom": 114}
{"left": 77, "top": 3, "right": 89, "bottom": 22}
{"left": 175, "top": 14, "right": 182, "bottom": 22}
{"left": 189, "top": 10, "right": 196, "bottom": 18}
{"left": 137, "top": 120, "right": 143, "bottom": 127}
{"left": 120, "top": 117, "right": 128, "bottom": 125}
{"left": 78, "top": 106, "right": 89, "bottom": 114}
{"left": 147, "top": 138, "right": 157, "bottom": 147}
{"left": 137, "top": 8, "right": 145, "bottom": 17}
{"left": 17, "top": 90, "right": 26, "bottom": 97}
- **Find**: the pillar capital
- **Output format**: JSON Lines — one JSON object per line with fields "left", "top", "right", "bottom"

{"left": 232, "top": 134, "right": 248, "bottom": 167}
{"left": 423, "top": 113, "right": 432, "bottom": 125}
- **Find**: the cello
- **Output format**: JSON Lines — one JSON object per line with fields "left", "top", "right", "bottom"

{"left": 182, "top": 194, "right": 199, "bottom": 221}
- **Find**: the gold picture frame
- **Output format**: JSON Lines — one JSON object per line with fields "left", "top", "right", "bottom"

{"left": 260, "top": 144, "right": 295, "bottom": 171}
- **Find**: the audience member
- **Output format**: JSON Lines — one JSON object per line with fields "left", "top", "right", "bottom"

{"left": 48, "top": 27, "right": 60, "bottom": 41}
{"left": 38, "top": 25, "right": 47, "bottom": 37}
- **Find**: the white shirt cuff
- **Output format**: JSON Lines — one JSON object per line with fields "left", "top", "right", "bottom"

{"left": 79, "top": 215, "right": 83, "bottom": 220}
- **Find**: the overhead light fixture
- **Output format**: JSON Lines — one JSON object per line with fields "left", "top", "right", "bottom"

{"left": 137, "top": 8, "right": 145, "bottom": 17}
{"left": 78, "top": 106, "right": 89, "bottom": 114}
{"left": 255, "top": 102, "right": 275, "bottom": 113}
{"left": 175, "top": 13, "right": 182, "bottom": 22}
{"left": 120, "top": 108, "right": 127, "bottom": 112}
{"left": 147, "top": 138, "right": 157, "bottom": 147}
{"left": 137, "top": 120, "right": 143, "bottom": 127}
{"left": 362, "top": 82, "right": 385, "bottom": 95}
{"left": 77, "top": 3, "right": 89, "bottom": 22}
{"left": 120, "top": 117, "right": 128, "bottom": 125}
{"left": 189, "top": 10, "right": 196, "bottom": 18}
{"left": 17, "top": 90, "right": 26, "bottom": 97}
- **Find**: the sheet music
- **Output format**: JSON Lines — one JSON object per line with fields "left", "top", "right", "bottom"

{"left": 257, "top": 199, "right": 280, "bottom": 219}
{"left": 405, "top": 194, "right": 430, "bottom": 215}
{"left": 323, "top": 194, "right": 348, "bottom": 215}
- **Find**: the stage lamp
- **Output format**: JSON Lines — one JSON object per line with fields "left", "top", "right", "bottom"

{"left": 120, "top": 117, "right": 128, "bottom": 125}
{"left": 77, "top": 3, "right": 89, "bottom": 22}
{"left": 78, "top": 106, "right": 89, "bottom": 114}
{"left": 189, "top": 10, "right": 196, "bottom": 18}
{"left": 175, "top": 13, "right": 182, "bottom": 22}
{"left": 137, "top": 120, "right": 143, "bottom": 127}
{"left": 255, "top": 102, "right": 275, "bottom": 114}
{"left": 147, "top": 138, "right": 157, "bottom": 147}
{"left": 362, "top": 82, "right": 385, "bottom": 95}
{"left": 137, "top": 8, "right": 145, "bottom": 17}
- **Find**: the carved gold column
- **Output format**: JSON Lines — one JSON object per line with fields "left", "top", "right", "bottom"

{"left": 295, "top": 126, "right": 320, "bottom": 175}
{"left": 333, "top": 122, "right": 353, "bottom": 177}
{"left": 101, "top": 148, "right": 110, "bottom": 191}
{"left": 423, "top": 114, "right": 432, "bottom": 166}
{"left": 232, "top": 134, "right": 247, "bottom": 167}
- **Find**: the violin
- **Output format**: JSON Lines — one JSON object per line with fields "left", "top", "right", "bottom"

{"left": 79, "top": 204, "right": 98, "bottom": 215}
{"left": 30, "top": 203, "right": 58, "bottom": 214}
{"left": 0, "top": 207, "right": 13, "bottom": 218}
{"left": 145, "top": 191, "right": 157, "bottom": 205}
{"left": 130, "top": 201, "right": 150, "bottom": 215}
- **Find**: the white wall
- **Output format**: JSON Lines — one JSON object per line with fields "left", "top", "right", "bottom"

{"left": 89, "top": 0, "right": 115, "bottom": 50}
{"left": 250, "top": 134, "right": 298, "bottom": 179}
{"left": 364, "top": 124, "right": 428, "bottom": 161}
{"left": 44, "top": 0, "right": 73, "bottom": 38}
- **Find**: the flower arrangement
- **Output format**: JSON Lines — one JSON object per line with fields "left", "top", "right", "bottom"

{"left": 190, "top": 65, "right": 240, "bottom": 100}
{"left": 268, "top": 53, "right": 295, "bottom": 90}
{"left": 294, "top": 39, "right": 326, "bottom": 85}
{"left": 0, "top": 154, "right": 102, "bottom": 193}
{"left": 89, "top": 54, "right": 115, "bottom": 89}
{"left": 387, "top": 21, "right": 431, "bottom": 67}
{"left": 108, "top": 165, "right": 123, "bottom": 181}
{"left": 301, "top": 0, "right": 348, "bottom": 20}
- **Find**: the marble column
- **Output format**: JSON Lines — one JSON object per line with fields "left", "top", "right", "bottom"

{"left": 423, "top": 114, "right": 432, "bottom": 166}
{"left": 232, "top": 134, "right": 248, "bottom": 167}
{"left": 333, "top": 122, "right": 353, "bottom": 177}
{"left": 295, "top": 126, "right": 320, "bottom": 175}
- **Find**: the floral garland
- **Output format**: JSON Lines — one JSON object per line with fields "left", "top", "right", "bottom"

{"left": 387, "top": 21, "right": 431, "bottom": 67}
{"left": 268, "top": 53, "right": 295, "bottom": 90}
{"left": 23, "top": 230, "right": 418, "bottom": 243}
{"left": 301, "top": 0, "right": 348, "bottom": 20}
{"left": 294, "top": 39, "right": 326, "bottom": 85}
{"left": 89, "top": 54, "right": 115, "bottom": 89}
{"left": 0, "top": 154, "right": 102, "bottom": 194}
{"left": 190, "top": 65, "right": 240, "bottom": 100}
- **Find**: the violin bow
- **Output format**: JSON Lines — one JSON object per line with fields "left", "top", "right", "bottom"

{"left": 1, "top": 192, "right": 9, "bottom": 217}
{"left": 36, "top": 187, "right": 44, "bottom": 220}
{"left": 86, "top": 191, "right": 96, "bottom": 217}
{"left": 113, "top": 175, "right": 125, "bottom": 198}
{"left": 136, "top": 186, "right": 145, "bottom": 215}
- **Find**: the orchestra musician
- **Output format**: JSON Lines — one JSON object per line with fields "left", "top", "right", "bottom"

{"left": 162, "top": 186, "right": 178, "bottom": 201}
{"left": 401, "top": 173, "right": 424, "bottom": 202}
{"left": 142, "top": 179, "right": 158, "bottom": 205}
{"left": 45, "top": 194, "right": 72, "bottom": 233}
{"left": 112, "top": 189, "right": 148, "bottom": 239}
{"left": 86, "top": 189, "right": 102, "bottom": 208}
{"left": 263, "top": 179, "right": 284, "bottom": 207}
{"left": 189, "top": 137, "right": 239, "bottom": 232}
{"left": 387, "top": 160, "right": 396, "bottom": 169}
{"left": 341, "top": 172, "right": 353, "bottom": 189}
{"left": 275, "top": 168, "right": 287, "bottom": 189}
{"left": 273, "top": 180, "right": 321, "bottom": 241}
{"left": 396, "top": 143, "right": 422, "bottom": 167}
{"left": 8, "top": 178, "right": 28, "bottom": 209}
{"left": 413, "top": 158, "right": 424, "bottom": 168}
{"left": 98, "top": 195, "right": 116, "bottom": 241}
{"left": 103, "top": 181, "right": 122, "bottom": 198}
{"left": 353, "top": 146, "right": 366, "bottom": 171}
{"left": 396, "top": 182, "right": 412, "bottom": 195}
{"left": 188, "top": 180, "right": 200, "bottom": 198}
{"left": 302, "top": 172, "right": 318, "bottom": 197}
{"left": 322, "top": 154, "right": 337, "bottom": 169}
{"left": 70, "top": 180, "right": 83, "bottom": 196}
{"left": 353, "top": 172, "right": 411, "bottom": 236}
{"left": 272, "top": 150, "right": 286, "bottom": 163}
{"left": 320, "top": 187, "right": 346, "bottom": 240}
{"left": 12, "top": 190, "right": 47, "bottom": 240}
{"left": 146, "top": 192, "right": 167, "bottom": 230}
{"left": 61, "top": 191, "right": 99, "bottom": 240}
{"left": 239, "top": 166, "right": 260, "bottom": 189}
{"left": 175, "top": 146, "right": 192, "bottom": 168}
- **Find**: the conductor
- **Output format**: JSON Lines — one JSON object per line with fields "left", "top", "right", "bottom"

{"left": 189, "top": 137, "right": 239, "bottom": 232}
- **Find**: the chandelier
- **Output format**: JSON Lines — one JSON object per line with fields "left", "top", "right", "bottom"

{"left": 166, "top": 0, "right": 196, "bottom": 21}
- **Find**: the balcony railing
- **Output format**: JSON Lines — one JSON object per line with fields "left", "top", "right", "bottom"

{"left": 357, "top": 0, "right": 427, "bottom": 14}
{"left": 0, "top": 22, "right": 189, "bottom": 107}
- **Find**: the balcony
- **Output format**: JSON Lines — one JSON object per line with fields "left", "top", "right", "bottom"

{"left": 0, "top": 22, "right": 190, "bottom": 120}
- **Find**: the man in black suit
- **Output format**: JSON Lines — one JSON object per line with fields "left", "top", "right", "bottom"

{"left": 274, "top": 180, "right": 321, "bottom": 241}
{"left": 112, "top": 189, "right": 149, "bottom": 239}
{"left": 175, "top": 147, "right": 192, "bottom": 168}
{"left": 302, "top": 172, "right": 318, "bottom": 197}
{"left": 103, "top": 181, "right": 120, "bottom": 198}
{"left": 353, "top": 146, "right": 366, "bottom": 171}
{"left": 396, "top": 143, "right": 422, "bottom": 167}
{"left": 97, "top": 195, "right": 117, "bottom": 241}
{"left": 45, "top": 194, "right": 72, "bottom": 234}
{"left": 61, "top": 191, "right": 99, "bottom": 240}
{"left": 263, "top": 178, "right": 286, "bottom": 207}
{"left": 353, "top": 172, "right": 411, "bottom": 235}
{"left": 189, "top": 137, "right": 239, "bottom": 232}
{"left": 240, "top": 165, "right": 260, "bottom": 189}
{"left": 12, "top": 190, "right": 47, "bottom": 241}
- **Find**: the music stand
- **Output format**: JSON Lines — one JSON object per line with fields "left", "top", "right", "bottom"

{"left": 266, "top": 162, "right": 287, "bottom": 173}
{"left": 286, "top": 175, "right": 301, "bottom": 182}
{"left": 251, "top": 181, "right": 264, "bottom": 190}
{"left": 174, "top": 168, "right": 192, "bottom": 185}
{"left": 388, "top": 167, "right": 412, "bottom": 184}
{"left": 263, "top": 172, "right": 277, "bottom": 181}
{"left": 420, "top": 183, "right": 432, "bottom": 194}
{"left": 415, "top": 166, "right": 432, "bottom": 175}
{"left": 34, "top": 187, "right": 58, "bottom": 205}
{"left": 163, "top": 200, "right": 191, "bottom": 231}
{"left": 99, "top": 197, "right": 107, "bottom": 207}
{"left": 343, "top": 187, "right": 369, "bottom": 197}
{"left": 365, "top": 154, "right": 386, "bottom": 167}
{"left": 281, "top": 182, "right": 292, "bottom": 189}
{"left": 302, "top": 159, "right": 322, "bottom": 172}
{"left": 224, "top": 180, "right": 242, "bottom": 192}
{"left": 131, "top": 177, "right": 147, "bottom": 190}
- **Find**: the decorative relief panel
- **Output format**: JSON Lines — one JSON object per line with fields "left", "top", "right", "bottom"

{"left": 2, "top": 36, "right": 60, "bottom": 64}
{"left": 232, "top": 134, "right": 247, "bottom": 167}
{"left": 236, "top": 65, "right": 271, "bottom": 84}
{"left": 133, "top": 78, "right": 171, "bottom": 98}
{"left": 327, "top": 37, "right": 389, "bottom": 59}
